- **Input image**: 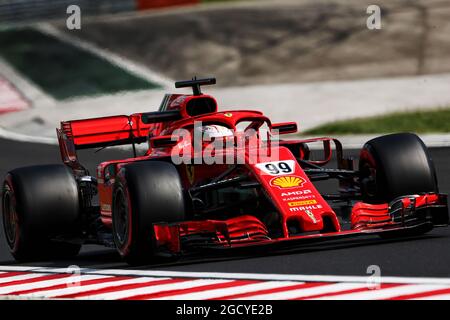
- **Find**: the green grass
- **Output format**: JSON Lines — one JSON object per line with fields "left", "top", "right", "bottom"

{"left": 0, "top": 28, "right": 160, "bottom": 100}
{"left": 303, "top": 108, "right": 450, "bottom": 135}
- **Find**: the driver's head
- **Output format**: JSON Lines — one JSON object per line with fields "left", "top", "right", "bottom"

{"left": 196, "top": 124, "right": 233, "bottom": 140}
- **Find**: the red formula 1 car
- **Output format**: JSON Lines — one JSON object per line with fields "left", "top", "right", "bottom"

{"left": 2, "top": 78, "right": 449, "bottom": 264}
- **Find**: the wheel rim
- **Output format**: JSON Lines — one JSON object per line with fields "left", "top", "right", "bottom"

{"left": 2, "top": 187, "right": 18, "bottom": 246}
{"left": 113, "top": 189, "right": 129, "bottom": 247}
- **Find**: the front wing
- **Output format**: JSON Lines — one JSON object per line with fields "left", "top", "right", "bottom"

{"left": 152, "top": 193, "right": 449, "bottom": 255}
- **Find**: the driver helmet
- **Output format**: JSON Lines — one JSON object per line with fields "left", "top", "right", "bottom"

{"left": 197, "top": 124, "right": 234, "bottom": 140}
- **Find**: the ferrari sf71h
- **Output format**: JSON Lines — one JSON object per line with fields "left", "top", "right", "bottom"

{"left": 2, "top": 78, "right": 448, "bottom": 264}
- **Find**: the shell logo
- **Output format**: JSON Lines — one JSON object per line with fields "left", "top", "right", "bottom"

{"left": 270, "top": 175, "right": 305, "bottom": 189}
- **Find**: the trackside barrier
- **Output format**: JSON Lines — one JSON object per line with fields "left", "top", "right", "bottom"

{"left": 0, "top": 0, "right": 135, "bottom": 24}
{"left": 0, "top": 0, "right": 200, "bottom": 24}
{"left": 136, "top": 0, "right": 200, "bottom": 10}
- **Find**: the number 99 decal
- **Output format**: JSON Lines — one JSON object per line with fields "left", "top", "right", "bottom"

{"left": 255, "top": 160, "right": 295, "bottom": 176}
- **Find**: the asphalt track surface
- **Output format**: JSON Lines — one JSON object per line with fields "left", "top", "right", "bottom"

{"left": 0, "top": 137, "right": 449, "bottom": 278}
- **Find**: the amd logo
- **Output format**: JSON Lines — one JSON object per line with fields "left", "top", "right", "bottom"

{"left": 281, "top": 190, "right": 312, "bottom": 197}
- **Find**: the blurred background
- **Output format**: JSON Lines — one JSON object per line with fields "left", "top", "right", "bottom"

{"left": 1, "top": 0, "right": 450, "bottom": 140}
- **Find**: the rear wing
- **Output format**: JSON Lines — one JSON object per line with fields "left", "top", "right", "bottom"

{"left": 60, "top": 114, "right": 149, "bottom": 150}
{"left": 57, "top": 111, "right": 181, "bottom": 168}
{"left": 59, "top": 111, "right": 181, "bottom": 149}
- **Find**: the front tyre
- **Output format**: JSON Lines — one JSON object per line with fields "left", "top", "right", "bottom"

{"left": 359, "top": 133, "right": 439, "bottom": 238}
{"left": 112, "top": 161, "right": 185, "bottom": 265}
{"left": 359, "top": 133, "right": 438, "bottom": 203}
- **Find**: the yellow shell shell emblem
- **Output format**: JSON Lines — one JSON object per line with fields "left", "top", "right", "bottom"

{"left": 224, "top": 112, "right": 233, "bottom": 118}
{"left": 270, "top": 176, "right": 305, "bottom": 189}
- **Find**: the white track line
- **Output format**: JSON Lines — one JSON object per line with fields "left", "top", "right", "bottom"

{"left": 316, "top": 284, "right": 450, "bottom": 300}
{"left": 236, "top": 283, "right": 368, "bottom": 300}
{"left": 0, "top": 274, "right": 111, "bottom": 295}
{"left": 0, "top": 126, "right": 57, "bottom": 145}
{"left": 21, "top": 277, "right": 170, "bottom": 298}
{"left": 0, "top": 273, "right": 50, "bottom": 284}
{"left": 151, "top": 281, "right": 301, "bottom": 300}
{"left": 0, "top": 266, "right": 41, "bottom": 272}
{"left": 76, "top": 270, "right": 450, "bottom": 286}
{"left": 79, "top": 279, "right": 233, "bottom": 300}
{"left": 1, "top": 266, "right": 450, "bottom": 286}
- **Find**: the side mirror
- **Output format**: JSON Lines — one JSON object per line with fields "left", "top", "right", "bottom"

{"left": 271, "top": 122, "right": 298, "bottom": 135}
{"left": 149, "top": 135, "right": 179, "bottom": 148}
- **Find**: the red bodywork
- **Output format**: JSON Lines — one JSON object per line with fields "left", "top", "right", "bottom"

{"left": 56, "top": 90, "right": 449, "bottom": 255}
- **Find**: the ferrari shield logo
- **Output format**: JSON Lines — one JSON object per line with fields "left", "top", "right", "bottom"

{"left": 305, "top": 210, "right": 317, "bottom": 224}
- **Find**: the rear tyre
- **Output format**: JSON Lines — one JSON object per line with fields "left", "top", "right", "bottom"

{"left": 2, "top": 165, "right": 81, "bottom": 261}
{"left": 359, "top": 133, "right": 438, "bottom": 203}
{"left": 112, "top": 161, "right": 185, "bottom": 265}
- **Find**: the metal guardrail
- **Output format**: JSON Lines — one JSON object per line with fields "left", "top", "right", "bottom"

{"left": 0, "top": 0, "right": 135, "bottom": 24}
